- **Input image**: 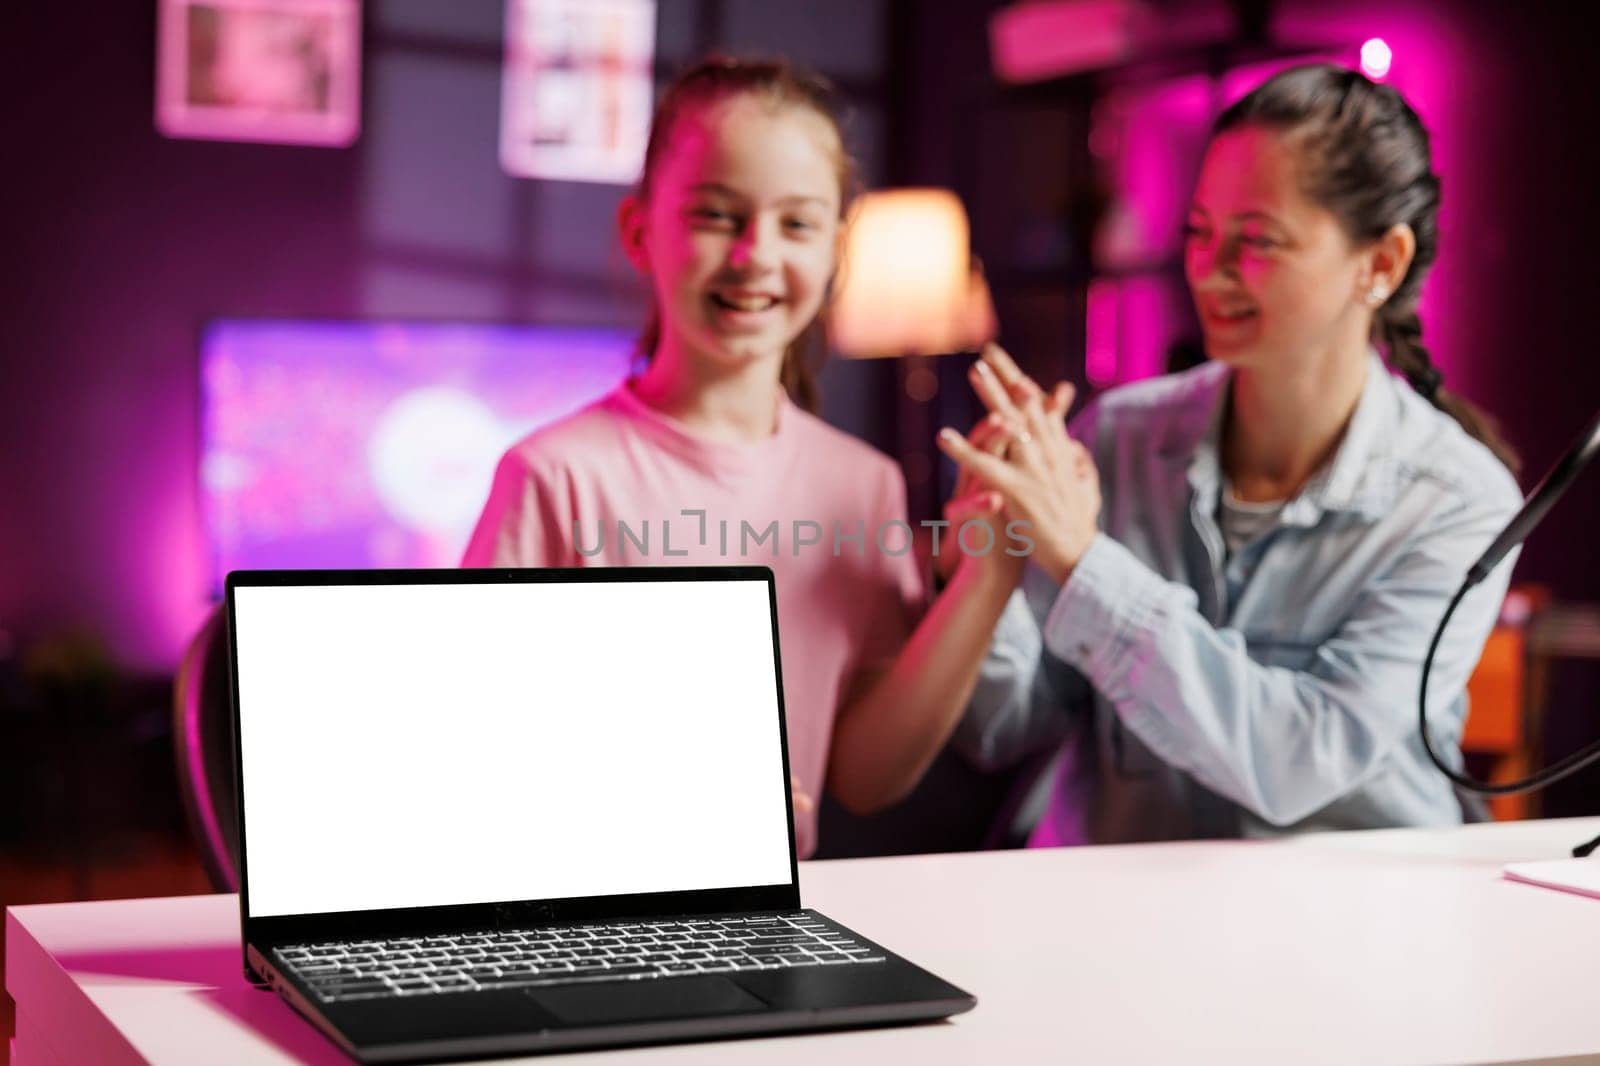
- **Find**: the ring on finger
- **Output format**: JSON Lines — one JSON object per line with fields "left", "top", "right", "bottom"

{"left": 1000, "top": 428, "right": 1032, "bottom": 460}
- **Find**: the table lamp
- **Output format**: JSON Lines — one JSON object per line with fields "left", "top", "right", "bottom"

{"left": 829, "top": 188, "right": 996, "bottom": 520}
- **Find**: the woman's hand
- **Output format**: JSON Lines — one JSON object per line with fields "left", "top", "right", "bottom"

{"left": 938, "top": 344, "right": 1101, "bottom": 585}
{"left": 933, "top": 352, "right": 1077, "bottom": 587}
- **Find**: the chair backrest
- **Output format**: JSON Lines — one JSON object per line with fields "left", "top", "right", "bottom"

{"left": 172, "top": 605, "right": 239, "bottom": 892}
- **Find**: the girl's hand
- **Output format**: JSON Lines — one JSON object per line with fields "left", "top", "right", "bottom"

{"left": 939, "top": 344, "right": 1101, "bottom": 584}
{"left": 791, "top": 774, "right": 815, "bottom": 855}
{"left": 791, "top": 774, "right": 814, "bottom": 813}
{"left": 934, "top": 414, "right": 1010, "bottom": 585}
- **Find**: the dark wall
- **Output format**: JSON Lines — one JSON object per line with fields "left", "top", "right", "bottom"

{"left": 1426, "top": 0, "right": 1600, "bottom": 596}
{"left": 1420, "top": 0, "right": 1600, "bottom": 816}
{"left": 0, "top": 0, "right": 896, "bottom": 670}
{"left": 7, "top": 4, "right": 361, "bottom": 669}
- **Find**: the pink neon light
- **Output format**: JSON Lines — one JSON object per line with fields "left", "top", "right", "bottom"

{"left": 1118, "top": 276, "right": 1173, "bottom": 384}
{"left": 1110, "top": 77, "right": 1212, "bottom": 269}
{"left": 179, "top": 609, "right": 236, "bottom": 891}
{"left": 1085, "top": 279, "right": 1120, "bottom": 388}
{"left": 1275, "top": 10, "right": 1464, "bottom": 390}
{"left": 989, "top": 0, "right": 1136, "bottom": 83}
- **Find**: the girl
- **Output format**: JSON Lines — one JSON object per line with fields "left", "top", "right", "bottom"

{"left": 936, "top": 64, "right": 1523, "bottom": 844}
{"left": 463, "top": 57, "right": 1010, "bottom": 857}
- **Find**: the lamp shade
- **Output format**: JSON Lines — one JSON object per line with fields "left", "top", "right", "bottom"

{"left": 830, "top": 188, "right": 996, "bottom": 358}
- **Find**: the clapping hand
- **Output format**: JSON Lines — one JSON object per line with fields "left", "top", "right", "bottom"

{"left": 937, "top": 344, "right": 1101, "bottom": 585}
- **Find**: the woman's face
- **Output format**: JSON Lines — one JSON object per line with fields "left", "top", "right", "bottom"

{"left": 1183, "top": 126, "right": 1370, "bottom": 373}
{"left": 624, "top": 94, "right": 842, "bottom": 375}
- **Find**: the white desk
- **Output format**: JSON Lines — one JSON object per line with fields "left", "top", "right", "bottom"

{"left": 8, "top": 818, "right": 1600, "bottom": 1065}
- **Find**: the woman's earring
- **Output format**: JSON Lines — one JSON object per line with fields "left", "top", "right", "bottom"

{"left": 1365, "top": 283, "right": 1390, "bottom": 307}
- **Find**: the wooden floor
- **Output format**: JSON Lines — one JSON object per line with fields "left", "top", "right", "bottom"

{"left": 0, "top": 830, "right": 214, "bottom": 1065}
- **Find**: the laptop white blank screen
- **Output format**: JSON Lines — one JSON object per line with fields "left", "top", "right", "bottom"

{"left": 234, "top": 579, "right": 794, "bottom": 918}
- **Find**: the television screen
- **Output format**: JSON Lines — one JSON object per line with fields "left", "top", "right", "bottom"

{"left": 200, "top": 319, "right": 635, "bottom": 588}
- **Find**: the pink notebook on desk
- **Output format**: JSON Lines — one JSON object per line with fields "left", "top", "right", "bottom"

{"left": 1503, "top": 859, "right": 1600, "bottom": 901}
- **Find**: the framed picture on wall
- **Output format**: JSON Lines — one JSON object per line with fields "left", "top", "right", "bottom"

{"left": 499, "top": 0, "right": 656, "bottom": 184}
{"left": 155, "top": 0, "right": 361, "bottom": 147}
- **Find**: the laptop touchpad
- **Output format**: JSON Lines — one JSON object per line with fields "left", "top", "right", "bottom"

{"left": 529, "top": 976, "right": 768, "bottom": 1025}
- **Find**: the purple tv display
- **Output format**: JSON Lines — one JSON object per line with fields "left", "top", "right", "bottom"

{"left": 200, "top": 319, "right": 635, "bottom": 588}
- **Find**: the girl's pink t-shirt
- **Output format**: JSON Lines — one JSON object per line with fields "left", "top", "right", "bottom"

{"left": 461, "top": 384, "right": 926, "bottom": 857}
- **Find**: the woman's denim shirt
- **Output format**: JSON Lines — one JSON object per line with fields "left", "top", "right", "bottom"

{"left": 956, "top": 353, "right": 1523, "bottom": 843}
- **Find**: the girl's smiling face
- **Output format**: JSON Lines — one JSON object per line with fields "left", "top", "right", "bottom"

{"left": 622, "top": 93, "right": 843, "bottom": 375}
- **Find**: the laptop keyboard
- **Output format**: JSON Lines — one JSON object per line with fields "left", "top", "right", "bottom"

{"left": 275, "top": 913, "right": 886, "bottom": 1003}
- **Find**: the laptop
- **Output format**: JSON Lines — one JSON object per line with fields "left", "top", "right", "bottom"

{"left": 227, "top": 565, "right": 975, "bottom": 1062}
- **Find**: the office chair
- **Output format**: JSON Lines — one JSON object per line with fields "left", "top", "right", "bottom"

{"left": 172, "top": 604, "right": 240, "bottom": 892}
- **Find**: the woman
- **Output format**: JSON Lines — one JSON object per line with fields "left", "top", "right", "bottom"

{"left": 935, "top": 64, "right": 1522, "bottom": 843}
